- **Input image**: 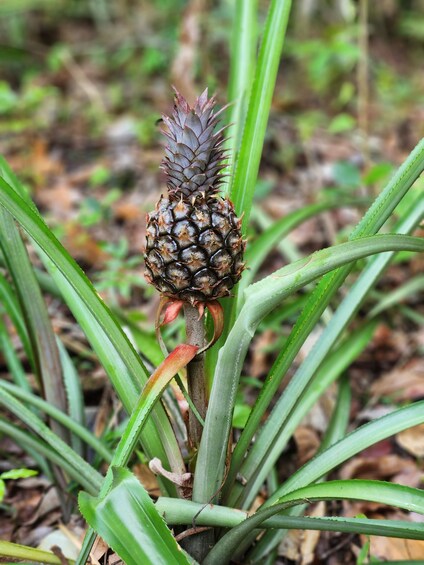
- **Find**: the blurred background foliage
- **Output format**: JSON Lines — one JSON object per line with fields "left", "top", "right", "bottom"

{"left": 0, "top": 0, "right": 423, "bottom": 303}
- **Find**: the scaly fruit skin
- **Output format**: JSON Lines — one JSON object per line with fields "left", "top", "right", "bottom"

{"left": 144, "top": 89, "right": 245, "bottom": 306}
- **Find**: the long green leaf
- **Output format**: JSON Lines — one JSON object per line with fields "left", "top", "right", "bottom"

{"left": 226, "top": 0, "right": 258, "bottom": 181}
{"left": 272, "top": 400, "right": 424, "bottom": 500}
{"left": 157, "top": 495, "right": 424, "bottom": 565}
{"left": 238, "top": 199, "right": 362, "bottom": 300}
{"left": 0, "top": 206, "right": 69, "bottom": 442}
{"left": 249, "top": 374, "right": 353, "bottom": 560}
{"left": 232, "top": 189, "right": 424, "bottom": 511}
{"left": 0, "top": 381, "right": 112, "bottom": 463}
{"left": 228, "top": 323, "right": 376, "bottom": 509}
{"left": 205, "top": 480, "right": 424, "bottom": 565}
{"left": 0, "top": 387, "right": 101, "bottom": 494}
{"left": 0, "top": 418, "right": 73, "bottom": 483}
{"left": 369, "top": 273, "right": 424, "bottom": 317}
{"left": 193, "top": 234, "right": 424, "bottom": 504}
{"left": 80, "top": 468, "right": 191, "bottom": 565}
{"left": 0, "top": 314, "right": 30, "bottom": 391}
{"left": 0, "top": 166, "right": 183, "bottom": 493}
{"left": 77, "top": 344, "right": 197, "bottom": 565}
{"left": 211, "top": 0, "right": 292, "bottom": 385}
{"left": 216, "top": 145, "right": 424, "bottom": 506}
{"left": 57, "top": 338, "right": 85, "bottom": 456}
{"left": 230, "top": 0, "right": 292, "bottom": 228}
{"left": 155, "top": 496, "right": 424, "bottom": 541}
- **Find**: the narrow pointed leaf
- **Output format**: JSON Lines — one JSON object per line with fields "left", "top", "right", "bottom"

{"left": 205, "top": 480, "right": 424, "bottom": 565}
{"left": 80, "top": 468, "right": 191, "bottom": 565}
{"left": 194, "top": 235, "right": 424, "bottom": 503}
{"left": 77, "top": 344, "right": 197, "bottom": 564}
{"left": 0, "top": 164, "right": 183, "bottom": 493}
{"left": 0, "top": 207, "right": 69, "bottom": 442}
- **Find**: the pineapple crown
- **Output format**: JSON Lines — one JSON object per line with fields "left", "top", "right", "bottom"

{"left": 160, "top": 88, "right": 228, "bottom": 200}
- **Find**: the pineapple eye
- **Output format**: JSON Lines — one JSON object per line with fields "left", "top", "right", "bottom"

{"left": 165, "top": 262, "right": 191, "bottom": 290}
{"left": 210, "top": 249, "right": 232, "bottom": 275}
{"left": 179, "top": 246, "right": 208, "bottom": 272}
{"left": 173, "top": 200, "right": 191, "bottom": 220}
{"left": 156, "top": 236, "right": 178, "bottom": 261}
{"left": 225, "top": 230, "right": 243, "bottom": 252}
{"left": 211, "top": 212, "right": 232, "bottom": 237}
{"left": 193, "top": 269, "right": 217, "bottom": 297}
{"left": 146, "top": 250, "right": 164, "bottom": 275}
{"left": 172, "top": 220, "right": 198, "bottom": 247}
{"left": 198, "top": 229, "right": 222, "bottom": 253}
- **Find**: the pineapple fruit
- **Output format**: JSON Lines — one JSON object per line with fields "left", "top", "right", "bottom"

{"left": 144, "top": 89, "right": 245, "bottom": 306}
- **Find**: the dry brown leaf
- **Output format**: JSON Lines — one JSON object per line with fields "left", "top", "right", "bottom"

{"left": 37, "top": 182, "right": 81, "bottom": 218}
{"left": 278, "top": 528, "right": 302, "bottom": 561}
{"left": 370, "top": 358, "right": 424, "bottom": 402}
{"left": 250, "top": 329, "right": 275, "bottom": 378}
{"left": 368, "top": 535, "right": 424, "bottom": 560}
{"left": 62, "top": 222, "right": 108, "bottom": 266}
{"left": 396, "top": 423, "right": 424, "bottom": 458}
{"left": 300, "top": 382, "right": 337, "bottom": 433}
{"left": 294, "top": 426, "right": 321, "bottom": 465}
{"left": 30, "top": 138, "right": 63, "bottom": 189}
{"left": 90, "top": 535, "right": 108, "bottom": 564}
{"left": 278, "top": 502, "right": 325, "bottom": 563}
{"left": 133, "top": 463, "right": 161, "bottom": 495}
{"left": 300, "top": 501, "right": 325, "bottom": 565}
{"left": 113, "top": 201, "right": 144, "bottom": 222}
{"left": 340, "top": 454, "right": 417, "bottom": 481}
{"left": 109, "top": 553, "right": 124, "bottom": 564}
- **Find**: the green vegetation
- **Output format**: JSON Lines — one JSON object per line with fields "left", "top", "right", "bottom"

{"left": 0, "top": 1, "right": 423, "bottom": 564}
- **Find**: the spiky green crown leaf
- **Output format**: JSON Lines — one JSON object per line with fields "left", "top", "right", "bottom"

{"left": 161, "top": 88, "right": 228, "bottom": 200}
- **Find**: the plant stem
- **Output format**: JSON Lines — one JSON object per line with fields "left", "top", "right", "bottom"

{"left": 183, "top": 304, "right": 213, "bottom": 562}
{"left": 184, "top": 304, "right": 207, "bottom": 448}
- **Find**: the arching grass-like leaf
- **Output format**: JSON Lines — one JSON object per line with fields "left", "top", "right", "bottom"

{"left": 77, "top": 344, "right": 197, "bottom": 565}
{"left": 205, "top": 480, "right": 424, "bottom": 565}
{"left": 0, "top": 165, "right": 183, "bottom": 494}
{"left": 193, "top": 234, "right": 424, "bottom": 503}
{"left": 80, "top": 468, "right": 191, "bottom": 565}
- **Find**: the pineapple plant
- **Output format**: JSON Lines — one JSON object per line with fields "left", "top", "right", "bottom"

{"left": 144, "top": 89, "right": 245, "bottom": 308}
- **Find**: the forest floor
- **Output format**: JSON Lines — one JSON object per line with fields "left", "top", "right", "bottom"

{"left": 0, "top": 4, "right": 423, "bottom": 564}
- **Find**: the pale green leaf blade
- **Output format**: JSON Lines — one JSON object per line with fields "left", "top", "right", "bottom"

{"left": 205, "top": 480, "right": 424, "bottom": 565}
{"left": 79, "top": 468, "right": 191, "bottom": 565}
{"left": 194, "top": 235, "right": 424, "bottom": 503}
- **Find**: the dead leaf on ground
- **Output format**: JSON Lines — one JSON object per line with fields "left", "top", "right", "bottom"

{"left": 294, "top": 426, "right": 321, "bottom": 466}
{"left": 300, "top": 382, "right": 337, "bottom": 433}
{"left": 37, "top": 182, "right": 81, "bottom": 218}
{"left": 30, "top": 138, "right": 64, "bottom": 189}
{"left": 396, "top": 423, "right": 424, "bottom": 458}
{"left": 90, "top": 535, "right": 108, "bottom": 564}
{"left": 278, "top": 528, "right": 303, "bottom": 561}
{"left": 250, "top": 329, "right": 276, "bottom": 378}
{"left": 278, "top": 502, "right": 326, "bottom": 564}
{"left": 133, "top": 463, "right": 161, "bottom": 495}
{"left": 113, "top": 200, "right": 144, "bottom": 222}
{"left": 370, "top": 358, "right": 424, "bottom": 402}
{"left": 62, "top": 222, "right": 108, "bottom": 266}
{"left": 300, "top": 501, "right": 326, "bottom": 565}
{"left": 340, "top": 454, "right": 418, "bottom": 482}
{"left": 368, "top": 535, "right": 424, "bottom": 561}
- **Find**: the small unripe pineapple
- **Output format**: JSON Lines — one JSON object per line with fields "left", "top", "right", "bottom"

{"left": 144, "top": 89, "right": 245, "bottom": 306}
